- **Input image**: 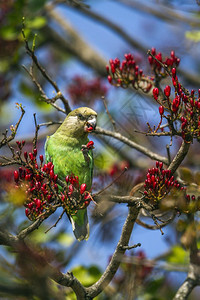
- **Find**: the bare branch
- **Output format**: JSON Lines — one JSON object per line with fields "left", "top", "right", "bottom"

{"left": 17, "top": 219, "right": 44, "bottom": 240}
{"left": 102, "top": 96, "right": 117, "bottom": 131}
{"left": 22, "top": 65, "right": 66, "bottom": 114}
{"left": 86, "top": 205, "right": 140, "bottom": 298}
{"left": 0, "top": 105, "right": 25, "bottom": 149}
{"left": 44, "top": 3, "right": 107, "bottom": 76}
{"left": 120, "top": 243, "right": 141, "bottom": 250}
{"left": 22, "top": 27, "right": 71, "bottom": 114}
{"left": 94, "top": 126, "right": 168, "bottom": 164}
{"left": 72, "top": 3, "right": 147, "bottom": 53}
{"left": 45, "top": 209, "right": 65, "bottom": 234}
{"left": 168, "top": 141, "right": 191, "bottom": 174}
{"left": 173, "top": 277, "right": 199, "bottom": 300}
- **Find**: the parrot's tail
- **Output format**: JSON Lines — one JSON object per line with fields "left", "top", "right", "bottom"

{"left": 69, "top": 210, "right": 89, "bottom": 241}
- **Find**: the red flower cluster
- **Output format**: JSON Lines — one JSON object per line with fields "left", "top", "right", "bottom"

{"left": 152, "top": 62, "right": 200, "bottom": 141}
{"left": 106, "top": 53, "right": 152, "bottom": 92}
{"left": 67, "top": 76, "right": 107, "bottom": 105}
{"left": 13, "top": 143, "right": 91, "bottom": 221}
{"left": 148, "top": 48, "right": 180, "bottom": 74}
{"left": 143, "top": 161, "right": 185, "bottom": 205}
{"left": 168, "top": 71, "right": 200, "bottom": 141}
{"left": 179, "top": 89, "right": 200, "bottom": 142}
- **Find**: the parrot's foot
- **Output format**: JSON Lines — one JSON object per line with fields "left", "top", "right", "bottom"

{"left": 81, "top": 141, "right": 94, "bottom": 164}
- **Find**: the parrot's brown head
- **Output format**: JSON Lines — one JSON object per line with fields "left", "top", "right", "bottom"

{"left": 59, "top": 107, "right": 97, "bottom": 138}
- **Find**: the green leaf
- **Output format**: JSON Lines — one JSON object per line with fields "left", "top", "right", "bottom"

{"left": 27, "top": 17, "right": 47, "bottom": 29}
{"left": 194, "top": 171, "right": 200, "bottom": 185}
{"left": 179, "top": 167, "right": 194, "bottom": 183}
{"left": 185, "top": 30, "right": 200, "bottom": 43}
{"left": 57, "top": 232, "right": 74, "bottom": 246}
{"left": 0, "top": 26, "right": 19, "bottom": 41}
{"left": 71, "top": 265, "right": 102, "bottom": 286}
{"left": 167, "top": 245, "right": 189, "bottom": 264}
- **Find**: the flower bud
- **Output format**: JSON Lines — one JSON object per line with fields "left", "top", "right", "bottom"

{"left": 80, "top": 183, "right": 87, "bottom": 194}
{"left": 24, "top": 151, "right": 28, "bottom": 161}
{"left": 153, "top": 87, "right": 159, "bottom": 100}
{"left": 159, "top": 106, "right": 164, "bottom": 116}
{"left": 164, "top": 85, "right": 171, "bottom": 97}
{"left": 14, "top": 170, "right": 19, "bottom": 183}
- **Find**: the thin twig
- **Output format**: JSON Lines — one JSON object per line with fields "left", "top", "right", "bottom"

{"left": 120, "top": 243, "right": 141, "bottom": 250}
{"left": 102, "top": 96, "right": 117, "bottom": 131}
{"left": 94, "top": 167, "right": 128, "bottom": 196}
{"left": 22, "top": 24, "right": 71, "bottom": 114}
{"left": 33, "top": 113, "right": 39, "bottom": 149}
{"left": 45, "top": 209, "right": 65, "bottom": 234}
{"left": 22, "top": 65, "right": 66, "bottom": 114}
{"left": 0, "top": 106, "right": 25, "bottom": 149}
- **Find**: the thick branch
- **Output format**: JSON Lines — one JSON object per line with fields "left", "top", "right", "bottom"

{"left": 173, "top": 277, "right": 199, "bottom": 300}
{"left": 0, "top": 229, "right": 86, "bottom": 299}
{"left": 0, "top": 230, "right": 18, "bottom": 247}
{"left": 94, "top": 127, "right": 168, "bottom": 164}
{"left": 73, "top": 4, "right": 146, "bottom": 53}
{"left": 17, "top": 219, "right": 44, "bottom": 240}
{"left": 44, "top": 4, "right": 107, "bottom": 76}
{"left": 86, "top": 205, "right": 140, "bottom": 298}
{"left": 168, "top": 141, "right": 190, "bottom": 174}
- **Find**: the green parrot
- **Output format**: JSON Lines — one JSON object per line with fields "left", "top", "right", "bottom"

{"left": 45, "top": 107, "right": 97, "bottom": 241}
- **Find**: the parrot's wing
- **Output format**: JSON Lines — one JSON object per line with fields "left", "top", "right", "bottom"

{"left": 70, "top": 209, "right": 89, "bottom": 241}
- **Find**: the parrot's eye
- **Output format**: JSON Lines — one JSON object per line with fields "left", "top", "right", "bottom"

{"left": 77, "top": 113, "right": 85, "bottom": 121}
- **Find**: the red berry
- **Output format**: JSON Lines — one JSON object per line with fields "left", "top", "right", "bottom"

{"left": 159, "top": 106, "right": 164, "bottom": 116}
{"left": 39, "top": 155, "right": 44, "bottom": 163}
{"left": 68, "top": 184, "right": 74, "bottom": 193}
{"left": 106, "top": 65, "right": 109, "bottom": 73}
{"left": 107, "top": 75, "right": 112, "bottom": 83}
{"left": 153, "top": 87, "right": 159, "bottom": 100}
{"left": 171, "top": 50, "right": 175, "bottom": 58}
{"left": 35, "top": 199, "right": 41, "bottom": 208}
{"left": 24, "top": 151, "right": 28, "bottom": 161}
{"left": 171, "top": 68, "right": 176, "bottom": 78}
{"left": 14, "top": 170, "right": 19, "bottom": 183}
{"left": 86, "top": 141, "right": 94, "bottom": 149}
{"left": 33, "top": 149, "right": 37, "bottom": 156}
{"left": 54, "top": 174, "right": 58, "bottom": 183}
{"left": 164, "top": 85, "right": 171, "bottom": 97}
{"left": 80, "top": 183, "right": 87, "bottom": 194}
{"left": 29, "top": 153, "right": 34, "bottom": 161}
{"left": 151, "top": 48, "right": 156, "bottom": 55}
{"left": 50, "top": 169, "right": 54, "bottom": 179}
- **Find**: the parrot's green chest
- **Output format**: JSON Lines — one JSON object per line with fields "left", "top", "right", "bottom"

{"left": 45, "top": 135, "right": 93, "bottom": 190}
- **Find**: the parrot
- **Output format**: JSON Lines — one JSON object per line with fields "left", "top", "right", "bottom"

{"left": 45, "top": 107, "right": 97, "bottom": 241}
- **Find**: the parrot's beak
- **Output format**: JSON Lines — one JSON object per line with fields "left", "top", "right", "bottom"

{"left": 85, "top": 115, "right": 97, "bottom": 132}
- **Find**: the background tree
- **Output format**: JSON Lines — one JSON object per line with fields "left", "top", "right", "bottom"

{"left": 0, "top": 0, "right": 200, "bottom": 299}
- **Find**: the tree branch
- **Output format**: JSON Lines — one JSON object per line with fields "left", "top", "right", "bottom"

{"left": 173, "top": 277, "right": 199, "bottom": 300}
{"left": 168, "top": 141, "right": 191, "bottom": 174}
{"left": 44, "top": 3, "right": 107, "bottom": 76}
{"left": 0, "top": 105, "right": 25, "bottom": 149}
{"left": 94, "top": 126, "right": 168, "bottom": 164}
{"left": 86, "top": 205, "right": 140, "bottom": 298}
